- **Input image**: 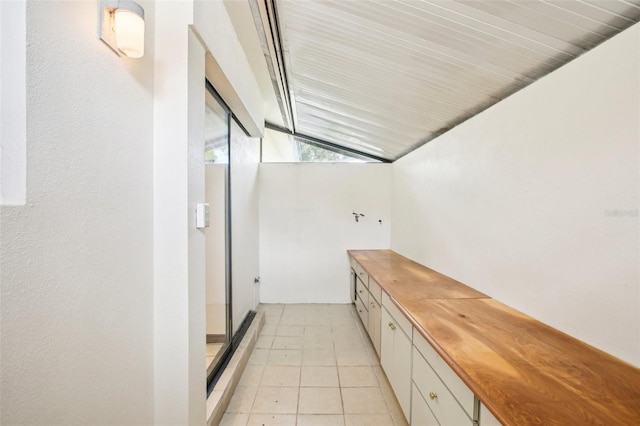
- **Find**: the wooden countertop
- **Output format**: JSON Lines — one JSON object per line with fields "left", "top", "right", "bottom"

{"left": 348, "top": 249, "right": 640, "bottom": 425}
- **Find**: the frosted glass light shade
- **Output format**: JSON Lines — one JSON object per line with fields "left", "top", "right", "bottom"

{"left": 99, "top": 0, "right": 145, "bottom": 59}
{"left": 114, "top": 9, "right": 144, "bottom": 58}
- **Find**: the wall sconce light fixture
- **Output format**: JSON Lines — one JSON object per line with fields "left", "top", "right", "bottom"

{"left": 99, "top": 0, "right": 145, "bottom": 58}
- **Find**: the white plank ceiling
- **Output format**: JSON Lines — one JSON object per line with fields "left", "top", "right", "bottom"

{"left": 265, "top": 0, "right": 640, "bottom": 161}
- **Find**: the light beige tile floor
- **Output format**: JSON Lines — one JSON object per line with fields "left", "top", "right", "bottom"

{"left": 207, "top": 343, "right": 224, "bottom": 371}
{"left": 220, "top": 304, "right": 408, "bottom": 426}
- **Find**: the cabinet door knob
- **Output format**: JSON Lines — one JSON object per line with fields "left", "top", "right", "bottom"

{"left": 388, "top": 322, "right": 396, "bottom": 330}
{"left": 429, "top": 392, "right": 438, "bottom": 400}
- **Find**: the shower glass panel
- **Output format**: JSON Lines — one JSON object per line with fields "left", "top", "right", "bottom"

{"left": 204, "top": 85, "right": 232, "bottom": 389}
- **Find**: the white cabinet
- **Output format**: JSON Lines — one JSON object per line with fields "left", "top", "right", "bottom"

{"left": 369, "top": 277, "right": 382, "bottom": 305}
{"left": 349, "top": 256, "right": 358, "bottom": 271}
{"left": 367, "top": 278, "right": 382, "bottom": 356}
{"left": 351, "top": 259, "right": 382, "bottom": 357}
{"left": 381, "top": 305, "right": 412, "bottom": 420}
{"left": 354, "top": 263, "right": 369, "bottom": 288}
{"left": 349, "top": 256, "right": 492, "bottom": 426}
{"left": 355, "top": 277, "right": 369, "bottom": 327}
{"left": 411, "top": 383, "right": 439, "bottom": 426}
{"left": 355, "top": 294, "right": 368, "bottom": 327}
{"left": 350, "top": 258, "right": 500, "bottom": 426}
{"left": 412, "top": 346, "right": 473, "bottom": 425}
{"left": 349, "top": 268, "right": 357, "bottom": 303}
{"left": 367, "top": 296, "right": 381, "bottom": 356}
{"left": 413, "top": 332, "right": 476, "bottom": 419}
{"left": 356, "top": 277, "right": 369, "bottom": 307}
{"left": 382, "top": 293, "right": 412, "bottom": 336}
{"left": 479, "top": 403, "right": 501, "bottom": 426}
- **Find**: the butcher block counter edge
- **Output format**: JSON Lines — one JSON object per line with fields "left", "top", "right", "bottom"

{"left": 347, "top": 249, "right": 640, "bottom": 426}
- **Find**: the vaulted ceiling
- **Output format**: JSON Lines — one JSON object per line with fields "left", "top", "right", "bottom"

{"left": 226, "top": 0, "right": 640, "bottom": 161}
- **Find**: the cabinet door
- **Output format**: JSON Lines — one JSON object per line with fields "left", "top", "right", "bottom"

{"left": 381, "top": 307, "right": 412, "bottom": 420}
{"left": 368, "top": 298, "right": 381, "bottom": 357}
{"left": 381, "top": 307, "right": 393, "bottom": 370}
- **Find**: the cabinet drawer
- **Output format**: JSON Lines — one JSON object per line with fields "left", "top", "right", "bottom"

{"left": 479, "top": 402, "right": 501, "bottom": 426}
{"left": 381, "top": 292, "right": 412, "bottom": 337}
{"left": 349, "top": 256, "right": 357, "bottom": 271}
{"left": 369, "top": 277, "right": 382, "bottom": 304}
{"left": 413, "top": 331, "right": 475, "bottom": 418}
{"left": 413, "top": 347, "right": 472, "bottom": 426}
{"left": 356, "top": 278, "right": 369, "bottom": 308}
{"left": 354, "top": 263, "right": 369, "bottom": 288}
{"left": 411, "top": 383, "right": 439, "bottom": 426}
{"left": 367, "top": 297, "right": 381, "bottom": 357}
{"left": 355, "top": 296, "right": 368, "bottom": 327}
{"left": 349, "top": 269, "right": 357, "bottom": 303}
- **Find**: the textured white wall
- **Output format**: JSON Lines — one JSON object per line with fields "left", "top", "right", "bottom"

{"left": 0, "top": 1, "right": 155, "bottom": 424}
{"left": 260, "top": 163, "right": 392, "bottom": 303}
{"left": 153, "top": 2, "right": 204, "bottom": 424}
{"left": 186, "top": 30, "right": 208, "bottom": 425}
{"left": 1, "top": 0, "right": 265, "bottom": 424}
{"left": 230, "top": 121, "right": 261, "bottom": 332}
{"left": 153, "top": 2, "right": 264, "bottom": 423}
{"left": 391, "top": 24, "right": 639, "bottom": 366}
{"left": 0, "top": 0, "right": 26, "bottom": 205}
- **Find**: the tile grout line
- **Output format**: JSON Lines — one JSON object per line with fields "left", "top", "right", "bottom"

{"left": 296, "top": 323, "right": 302, "bottom": 426}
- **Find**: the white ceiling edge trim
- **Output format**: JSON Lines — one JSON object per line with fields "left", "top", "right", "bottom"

{"left": 193, "top": 1, "right": 264, "bottom": 137}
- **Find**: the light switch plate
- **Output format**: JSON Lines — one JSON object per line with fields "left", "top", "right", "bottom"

{"left": 196, "top": 203, "right": 210, "bottom": 229}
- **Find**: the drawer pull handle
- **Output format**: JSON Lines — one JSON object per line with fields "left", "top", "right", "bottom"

{"left": 429, "top": 392, "right": 438, "bottom": 400}
{"left": 388, "top": 322, "right": 396, "bottom": 330}
{"left": 359, "top": 290, "right": 364, "bottom": 293}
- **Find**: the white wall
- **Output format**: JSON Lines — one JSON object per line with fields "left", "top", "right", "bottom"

{"left": 153, "top": 3, "right": 208, "bottom": 424}
{"left": 1, "top": 0, "right": 264, "bottom": 424}
{"left": 230, "top": 121, "right": 261, "bottom": 332}
{"left": 153, "top": 1, "right": 264, "bottom": 423}
{"left": 260, "top": 163, "right": 392, "bottom": 303}
{"left": 391, "top": 24, "right": 640, "bottom": 366}
{"left": 0, "top": 0, "right": 26, "bottom": 205}
{"left": 186, "top": 29, "right": 208, "bottom": 426}
{"left": 0, "top": 1, "right": 155, "bottom": 424}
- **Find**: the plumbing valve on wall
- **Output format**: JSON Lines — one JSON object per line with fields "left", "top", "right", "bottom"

{"left": 352, "top": 211, "right": 383, "bottom": 225}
